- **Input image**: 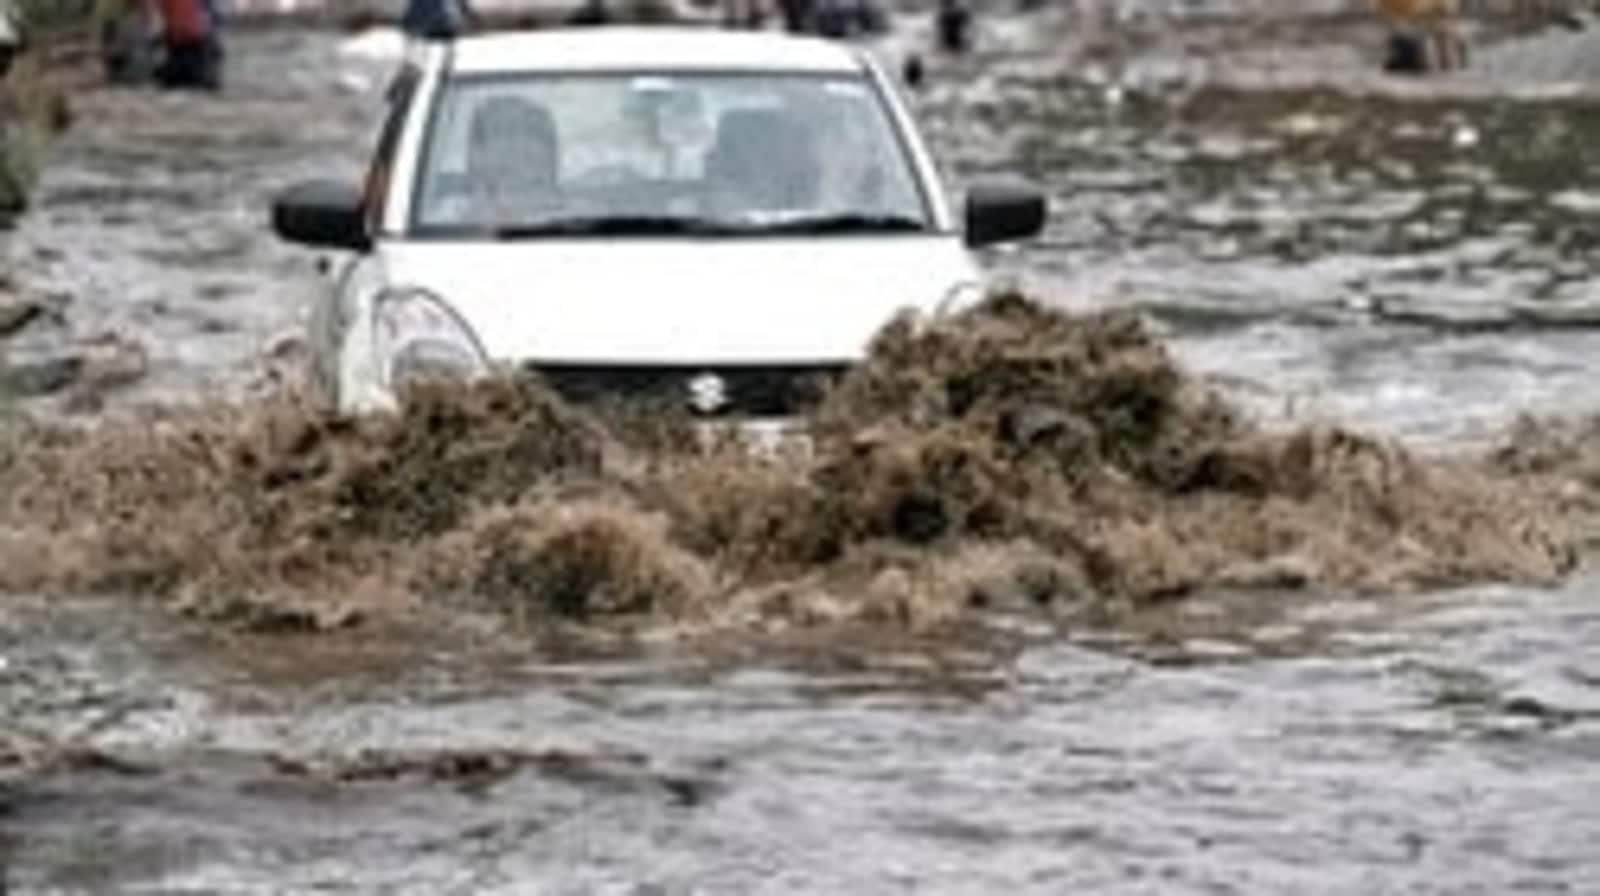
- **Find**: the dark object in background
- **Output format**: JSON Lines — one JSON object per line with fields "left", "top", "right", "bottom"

{"left": 814, "top": 1, "right": 849, "bottom": 36}
{"left": 567, "top": 0, "right": 613, "bottom": 24}
{"left": 402, "top": 0, "right": 478, "bottom": 38}
{"left": 1382, "top": 30, "right": 1429, "bottom": 75}
{"left": 155, "top": 38, "right": 221, "bottom": 91}
{"left": 149, "top": 0, "right": 223, "bottom": 91}
{"left": 902, "top": 53, "right": 924, "bottom": 88}
{"left": 937, "top": 0, "right": 971, "bottom": 53}
{"left": 856, "top": 0, "right": 889, "bottom": 34}
{"left": 776, "top": 0, "right": 811, "bottom": 32}
{"left": 811, "top": 0, "right": 889, "bottom": 38}
{"left": 0, "top": 0, "right": 19, "bottom": 81}
{"left": 101, "top": 8, "right": 159, "bottom": 85}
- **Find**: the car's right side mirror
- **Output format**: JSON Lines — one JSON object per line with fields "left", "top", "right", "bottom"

{"left": 963, "top": 182, "right": 1047, "bottom": 248}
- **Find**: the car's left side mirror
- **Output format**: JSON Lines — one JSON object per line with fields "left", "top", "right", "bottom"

{"left": 271, "top": 179, "right": 371, "bottom": 252}
{"left": 963, "top": 181, "right": 1047, "bottom": 248}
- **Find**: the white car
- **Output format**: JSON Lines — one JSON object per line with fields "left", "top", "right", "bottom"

{"left": 271, "top": 26, "right": 1045, "bottom": 419}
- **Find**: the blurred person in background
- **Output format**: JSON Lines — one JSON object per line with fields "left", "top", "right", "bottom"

{"left": 778, "top": 0, "right": 887, "bottom": 36}
{"left": 151, "top": 0, "right": 223, "bottom": 90}
{"left": 390, "top": 0, "right": 476, "bottom": 103}
{"left": 399, "top": 0, "right": 476, "bottom": 93}
{"left": 937, "top": 0, "right": 971, "bottom": 53}
{"left": 402, "top": 0, "right": 478, "bottom": 41}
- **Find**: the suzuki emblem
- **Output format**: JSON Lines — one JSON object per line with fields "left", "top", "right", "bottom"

{"left": 686, "top": 372, "right": 729, "bottom": 414}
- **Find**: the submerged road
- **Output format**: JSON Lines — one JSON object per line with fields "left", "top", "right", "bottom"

{"left": 2, "top": 11, "right": 1600, "bottom": 893}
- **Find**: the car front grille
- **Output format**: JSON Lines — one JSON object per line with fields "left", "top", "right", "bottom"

{"left": 522, "top": 362, "right": 849, "bottom": 417}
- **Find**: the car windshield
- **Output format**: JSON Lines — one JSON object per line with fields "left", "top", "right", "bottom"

{"left": 409, "top": 71, "right": 932, "bottom": 237}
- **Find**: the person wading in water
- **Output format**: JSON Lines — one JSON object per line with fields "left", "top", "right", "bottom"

{"left": 151, "top": 0, "right": 221, "bottom": 90}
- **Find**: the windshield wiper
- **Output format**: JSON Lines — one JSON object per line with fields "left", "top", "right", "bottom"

{"left": 490, "top": 213, "right": 929, "bottom": 238}
{"left": 736, "top": 213, "right": 929, "bottom": 235}
{"left": 492, "top": 215, "right": 743, "bottom": 238}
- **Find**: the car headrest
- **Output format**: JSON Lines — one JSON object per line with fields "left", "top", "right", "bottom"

{"left": 707, "top": 107, "right": 818, "bottom": 191}
{"left": 468, "top": 95, "right": 560, "bottom": 178}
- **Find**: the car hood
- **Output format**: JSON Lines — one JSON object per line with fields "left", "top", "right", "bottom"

{"left": 378, "top": 237, "right": 981, "bottom": 364}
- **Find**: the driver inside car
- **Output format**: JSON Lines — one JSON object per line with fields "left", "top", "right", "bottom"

{"left": 703, "top": 107, "right": 822, "bottom": 219}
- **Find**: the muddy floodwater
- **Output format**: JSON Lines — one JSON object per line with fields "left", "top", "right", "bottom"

{"left": 4, "top": 7, "right": 1600, "bottom": 893}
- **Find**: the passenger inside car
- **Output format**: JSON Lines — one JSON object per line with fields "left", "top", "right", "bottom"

{"left": 442, "top": 95, "right": 564, "bottom": 227}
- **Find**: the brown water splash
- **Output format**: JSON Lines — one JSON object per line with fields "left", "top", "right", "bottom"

{"left": 0, "top": 294, "right": 1581, "bottom": 635}
{"left": 0, "top": 377, "right": 603, "bottom": 624}
{"left": 1487, "top": 413, "right": 1600, "bottom": 545}
{"left": 420, "top": 498, "right": 717, "bottom": 625}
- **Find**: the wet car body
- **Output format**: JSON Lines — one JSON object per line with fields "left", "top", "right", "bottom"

{"left": 272, "top": 27, "right": 1046, "bottom": 420}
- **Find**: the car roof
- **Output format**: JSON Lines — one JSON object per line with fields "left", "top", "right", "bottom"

{"left": 444, "top": 26, "right": 869, "bottom": 76}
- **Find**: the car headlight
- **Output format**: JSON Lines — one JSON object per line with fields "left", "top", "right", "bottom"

{"left": 372, "top": 286, "right": 491, "bottom": 392}
{"left": 389, "top": 339, "right": 486, "bottom": 388}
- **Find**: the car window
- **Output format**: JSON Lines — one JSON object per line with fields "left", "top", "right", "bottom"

{"left": 409, "top": 71, "right": 930, "bottom": 235}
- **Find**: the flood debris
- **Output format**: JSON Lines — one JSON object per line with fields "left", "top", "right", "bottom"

{"left": 0, "top": 293, "right": 1584, "bottom": 636}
